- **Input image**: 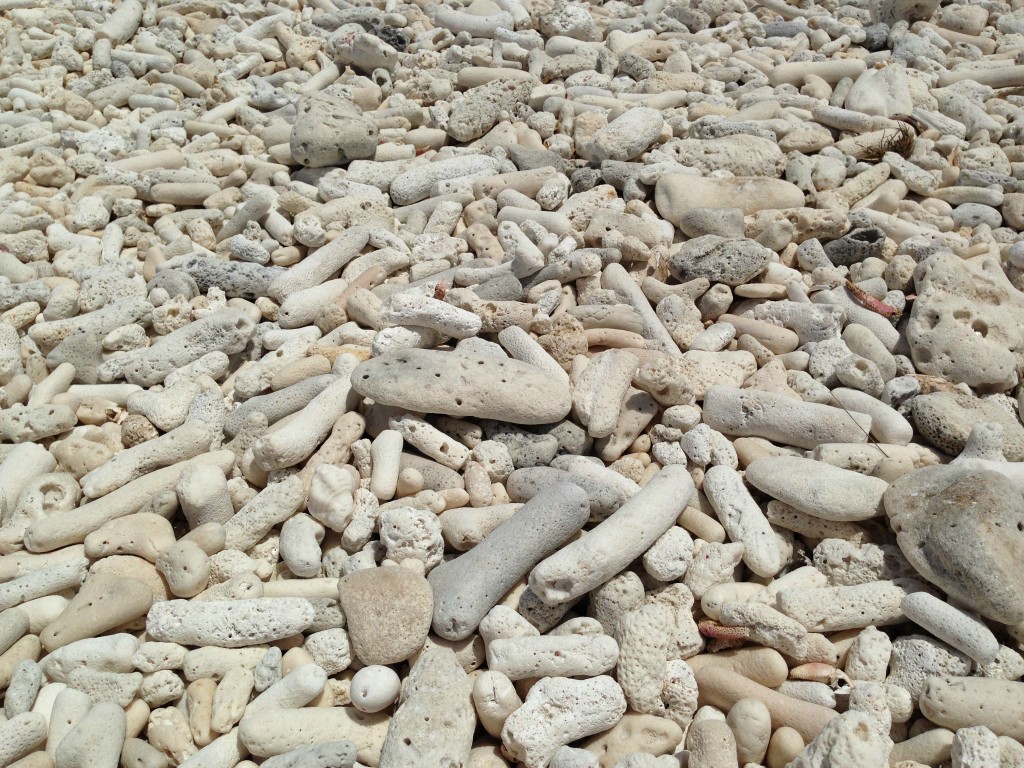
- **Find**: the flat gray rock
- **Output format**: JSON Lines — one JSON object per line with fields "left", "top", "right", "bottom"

{"left": 668, "top": 236, "right": 773, "bottom": 287}
{"left": 351, "top": 349, "right": 572, "bottom": 425}
{"left": 884, "top": 465, "right": 1024, "bottom": 625}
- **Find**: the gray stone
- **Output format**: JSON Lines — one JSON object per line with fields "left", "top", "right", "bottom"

{"left": 910, "top": 391, "right": 1024, "bottom": 460}
{"left": 952, "top": 203, "right": 1002, "bottom": 229}
{"left": 884, "top": 465, "right": 1024, "bottom": 624}
{"left": 428, "top": 482, "right": 588, "bottom": 640}
{"left": 862, "top": 23, "right": 890, "bottom": 51}
{"left": 668, "top": 236, "right": 773, "bottom": 287}
{"left": 0, "top": 279, "right": 49, "bottom": 313}
{"left": 572, "top": 167, "right": 602, "bottom": 193}
{"left": 666, "top": 6, "right": 710, "bottom": 30}
{"left": 506, "top": 145, "right": 565, "bottom": 173}
{"left": 506, "top": 460, "right": 638, "bottom": 521}
{"left": 351, "top": 349, "right": 572, "bottom": 425}
{"left": 600, "top": 161, "right": 644, "bottom": 193}
{"left": 544, "top": 420, "right": 592, "bottom": 456}
{"left": 676, "top": 208, "right": 746, "bottom": 239}
{"left": 482, "top": 422, "right": 559, "bottom": 468}
{"left": 290, "top": 92, "right": 378, "bottom": 168}
{"left": 47, "top": 332, "right": 106, "bottom": 385}
{"left": 158, "top": 254, "right": 284, "bottom": 300}
{"left": 225, "top": 375, "right": 336, "bottom": 437}
{"left": 399, "top": 453, "right": 464, "bottom": 491}
{"left": 823, "top": 228, "right": 886, "bottom": 266}
{"left": 261, "top": 741, "right": 357, "bottom": 768}
{"left": 146, "top": 269, "right": 199, "bottom": 300}
{"left": 472, "top": 273, "right": 524, "bottom": 301}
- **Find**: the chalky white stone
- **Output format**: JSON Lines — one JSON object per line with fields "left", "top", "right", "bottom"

{"left": 352, "top": 349, "right": 572, "bottom": 425}
{"left": 146, "top": 599, "right": 316, "bottom": 648}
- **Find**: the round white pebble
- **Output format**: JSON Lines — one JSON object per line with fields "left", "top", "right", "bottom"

{"left": 349, "top": 665, "right": 401, "bottom": 713}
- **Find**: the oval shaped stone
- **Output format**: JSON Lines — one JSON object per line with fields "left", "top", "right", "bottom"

{"left": 351, "top": 349, "right": 572, "bottom": 425}
{"left": 655, "top": 176, "right": 805, "bottom": 223}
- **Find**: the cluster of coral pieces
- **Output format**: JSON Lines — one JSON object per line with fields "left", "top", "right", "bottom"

{"left": 2, "top": 0, "right": 1024, "bottom": 765}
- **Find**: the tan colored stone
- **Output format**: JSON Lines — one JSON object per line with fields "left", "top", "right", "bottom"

{"left": 582, "top": 713, "right": 683, "bottom": 767}
{"left": 89, "top": 556, "right": 172, "bottom": 603}
{"left": 338, "top": 567, "right": 433, "bottom": 665}
{"left": 83, "top": 513, "right": 176, "bottom": 563}
{"left": 40, "top": 573, "right": 152, "bottom": 651}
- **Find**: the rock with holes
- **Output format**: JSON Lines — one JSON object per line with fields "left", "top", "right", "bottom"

{"left": 662, "top": 135, "right": 787, "bottom": 178}
{"left": 350, "top": 349, "right": 572, "bottom": 424}
{"left": 910, "top": 391, "right": 1024, "bottom": 461}
{"left": 887, "top": 635, "right": 971, "bottom": 699}
{"left": 290, "top": 91, "right": 378, "bottom": 168}
{"left": 448, "top": 78, "right": 534, "bottom": 143}
{"left": 884, "top": 465, "right": 1024, "bottom": 625}
{"left": 919, "top": 677, "right": 1024, "bottom": 741}
{"left": 823, "top": 228, "right": 886, "bottom": 266}
{"left": 502, "top": 676, "right": 627, "bottom": 768}
{"left": 906, "top": 252, "right": 1024, "bottom": 392}
{"left": 667, "top": 236, "right": 773, "bottom": 287}
{"left": 146, "top": 598, "right": 315, "bottom": 647}
{"left": 378, "top": 646, "right": 475, "bottom": 767}
{"left": 122, "top": 307, "right": 256, "bottom": 386}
